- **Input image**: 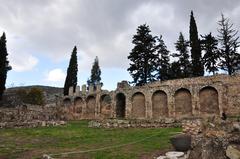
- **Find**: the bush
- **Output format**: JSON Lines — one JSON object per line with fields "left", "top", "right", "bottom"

{"left": 16, "top": 88, "right": 45, "bottom": 105}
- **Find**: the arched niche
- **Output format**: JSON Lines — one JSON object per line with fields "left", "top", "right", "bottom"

{"left": 63, "top": 98, "right": 71, "bottom": 107}
{"left": 132, "top": 92, "right": 145, "bottom": 119}
{"left": 86, "top": 96, "right": 96, "bottom": 118}
{"left": 100, "top": 94, "right": 112, "bottom": 118}
{"left": 74, "top": 97, "right": 83, "bottom": 114}
{"left": 116, "top": 93, "right": 126, "bottom": 118}
{"left": 174, "top": 88, "right": 192, "bottom": 117}
{"left": 152, "top": 90, "right": 168, "bottom": 118}
{"left": 199, "top": 86, "right": 219, "bottom": 115}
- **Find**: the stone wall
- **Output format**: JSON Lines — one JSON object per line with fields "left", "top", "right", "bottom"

{"left": 59, "top": 74, "right": 240, "bottom": 120}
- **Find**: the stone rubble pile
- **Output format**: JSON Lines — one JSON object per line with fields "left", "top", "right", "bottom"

{"left": 88, "top": 118, "right": 180, "bottom": 128}
{"left": 182, "top": 119, "right": 202, "bottom": 135}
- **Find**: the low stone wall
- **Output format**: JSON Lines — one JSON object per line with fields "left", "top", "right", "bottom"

{"left": 88, "top": 118, "right": 181, "bottom": 128}
{"left": 0, "top": 105, "right": 59, "bottom": 122}
{"left": 0, "top": 120, "right": 66, "bottom": 128}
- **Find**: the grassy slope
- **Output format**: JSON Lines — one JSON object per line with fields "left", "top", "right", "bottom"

{"left": 0, "top": 121, "right": 181, "bottom": 159}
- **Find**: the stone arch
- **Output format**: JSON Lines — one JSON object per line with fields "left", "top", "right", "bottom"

{"left": 174, "top": 88, "right": 192, "bottom": 117}
{"left": 86, "top": 96, "right": 96, "bottom": 118}
{"left": 74, "top": 97, "right": 83, "bottom": 114}
{"left": 132, "top": 92, "right": 146, "bottom": 119}
{"left": 199, "top": 86, "right": 219, "bottom": 115}
{"left": 63, "top": 98, "right": 71, "bottom": 107}
{"left": 100, "top": 94, "right": 112, "bottom": 118}
{"left": 152, "top": 90, "right": 168, "bottom": 118}
{"left": 116, "top": 93, "right": 126, "bottom": 118}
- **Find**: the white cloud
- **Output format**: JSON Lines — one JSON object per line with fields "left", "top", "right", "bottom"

{"left": 10, "top": 54, "right": 38, "bottom": 72}
{"left": 46, "top": 68, "right": 66, "bottom": 82}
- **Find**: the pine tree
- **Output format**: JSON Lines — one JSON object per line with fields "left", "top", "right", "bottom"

{"left": 127, "top": 24, "right": 158, "bottom": 86}
{"left": 63, "top": 46, "right": 78, "bottom": 95}
{"left": 201, "top": 33, "right": 220, "bottom": 75}
{"left": 169, "top": 62, "right": 182, "bottom": 79}
{"left": 172, "top": 32, "right": 191, "bottom": 78}
{"left": 189, "top": 11, "right": 204, "bottom": 76}
{"left": 156, "top": 35, "right": 170, "bottom": 81}
{"left": 217, "top": 14, "right": 240, "bottom": 75}
{"left": 0, "top": 32, "right": 11, "bottom": 100}
{"left": 87, "top": 56, "right": 102, "bottom": 90}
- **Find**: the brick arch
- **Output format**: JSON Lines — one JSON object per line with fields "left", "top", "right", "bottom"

{"left": 63, "top": 98, "right": 71, "bottom": 106}
{"left": 199, "top": 86, "right": 219, "bottom": 116}
{"left": 86, "top": 96, "right": 96, "bottom": 118}
{"left": 100, "top": 94, "right": 112, "bottom": 118}
{"left": 174, "top": 88, "right": 192, "bottom": 117}
{"left": 132, "top": 92, "right": 145, "bottom": 119}
{"left": 74, "top": 97, "right": 83, "bottom": 114}
{"left": 116, "top": 93, "right": 126, "bottom": 118}
{"left": 152, "top": 90, "right": 168, "bottom": 118}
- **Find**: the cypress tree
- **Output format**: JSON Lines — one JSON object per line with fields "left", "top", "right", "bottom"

{"left": 217, "top": 14, "right": 240, "bottom": 75}
{"left": 127, "top": 24, "right": 158, "bottom": 86}
{"left": 0, "top": 32, "right": 11, "bottom": 100}
{"left": 156, "top": 35, "right": 171, "bottom": 81}
{"left": 172, "top": 32, "right": 191, "bottom": 78}
{"left": 87, "top": 56, "right": 102, "bottom": 90}
{"left": 63, "top": 46, "right": 78, "bottom": 95}
{"left": 201, "top": 33, "right": 220, "bottom": 75}
{"left": 189, "top": 11, "right": 204, "bottom": 76}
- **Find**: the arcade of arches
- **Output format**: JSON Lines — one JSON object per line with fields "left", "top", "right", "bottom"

{"left": 62, "top": 75, "right": 240, "bottom": 120}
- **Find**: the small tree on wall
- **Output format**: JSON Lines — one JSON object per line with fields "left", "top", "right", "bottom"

{"left": 87, "top": 56, "right": 102, "bottom": 90}
{"left": 0, "top": 32, "right": 11, "bottom": 100}
{"left": 63, "top": 46, "right": 78, "bottom": 95}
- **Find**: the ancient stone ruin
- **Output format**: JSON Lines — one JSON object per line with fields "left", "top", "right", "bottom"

{"left": 59, "top": 74, "right": 240, "bottom": 120}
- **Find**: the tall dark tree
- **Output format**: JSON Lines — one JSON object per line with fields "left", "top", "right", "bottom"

{"left": 201, "top": 33, "right": 220, "bottom": 75}
{"left": 63, "top": 46, "right": 78, "bottom": 95}
{"left": 189, "top": 11, "right": 204, "bottom": 76}
{"left": 217, "top": 14, "right": 240, "bottom": 75}
{"left": 169, "top": 62, "right": 182, "bottom": 79}
{"left": 172, "top": 32, "right": 191, "bottom": 78}
{"left": 156, "top": 35, "right": 171, "bottom": 81}
{"left": 127, "top": 24, "right": 158, "bottom": 86}
{"left": 0, "top": 32, "right": 11, "bottom": 100}
{"left": 87, "top": 56, "right": 102, "bottom": 89}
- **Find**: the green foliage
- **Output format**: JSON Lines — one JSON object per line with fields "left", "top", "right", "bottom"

{"left": 0, "top": 32, "right": 11, "bottom": 100}
{"left": 87, "top": 56, "right": 102, "bottom": 89}
{"left": 217, "top": 14, "right": 240, "bottom": 75}
{"left": 201, "top": 33, "right": 220, "bottom": 74}
{"left": 0, "top": 121, "right": 181, "bottom": 159}
{"left": 156, "top": 35, "right": 171, "bottom": 81}
{"left": 189, "top": 11, "right": 204, "bottom": 77}
{"left": 128, "top": 24, "right": 158, "bottom": 86}
{"left": 16, "top": 88, "right": 45, "bottom": 105}
{"left": 172, "top": 32, "right": 191, "bottom": 78}
{"left": 64, "top": 46, "right": 78, "bottom": 95}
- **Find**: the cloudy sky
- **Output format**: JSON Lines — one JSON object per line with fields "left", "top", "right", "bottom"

{"left": 2, "top": 0, "right": 240, "bottom": 90}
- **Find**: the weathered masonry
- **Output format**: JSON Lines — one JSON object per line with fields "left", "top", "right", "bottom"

{"left": 58, "top": 74, "right": 240, "bottom": 120}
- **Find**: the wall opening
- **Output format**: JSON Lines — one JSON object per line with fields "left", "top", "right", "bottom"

{"left": 199, "top": 86, "right": 219, "bottom": 115}
{"left": 86, "top": 96, "right": 96, "bottom": 118}
{"left": 152, "top": 90, "right": 168, "bottom": 118}
{"left": 100, "top": 94, "right": 111, "bottom": 118}
{"left": 74, "top": 97, "right": 83, "bottom": 114}
{"left": 116, "top": 93, "right": 126, "bottom": 118}
{"left": 63, "top": 98, "right": 71, "bottom": 107}
{"left": 132, "top": 92, "right": 145, "bottom": 119}
{"left": 174, "top": 88, "right": 192, "bottom": 117}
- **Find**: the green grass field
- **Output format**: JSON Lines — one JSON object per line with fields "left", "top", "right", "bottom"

{"left": 0, "top": 121, "right": 181, "bottom": 159}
